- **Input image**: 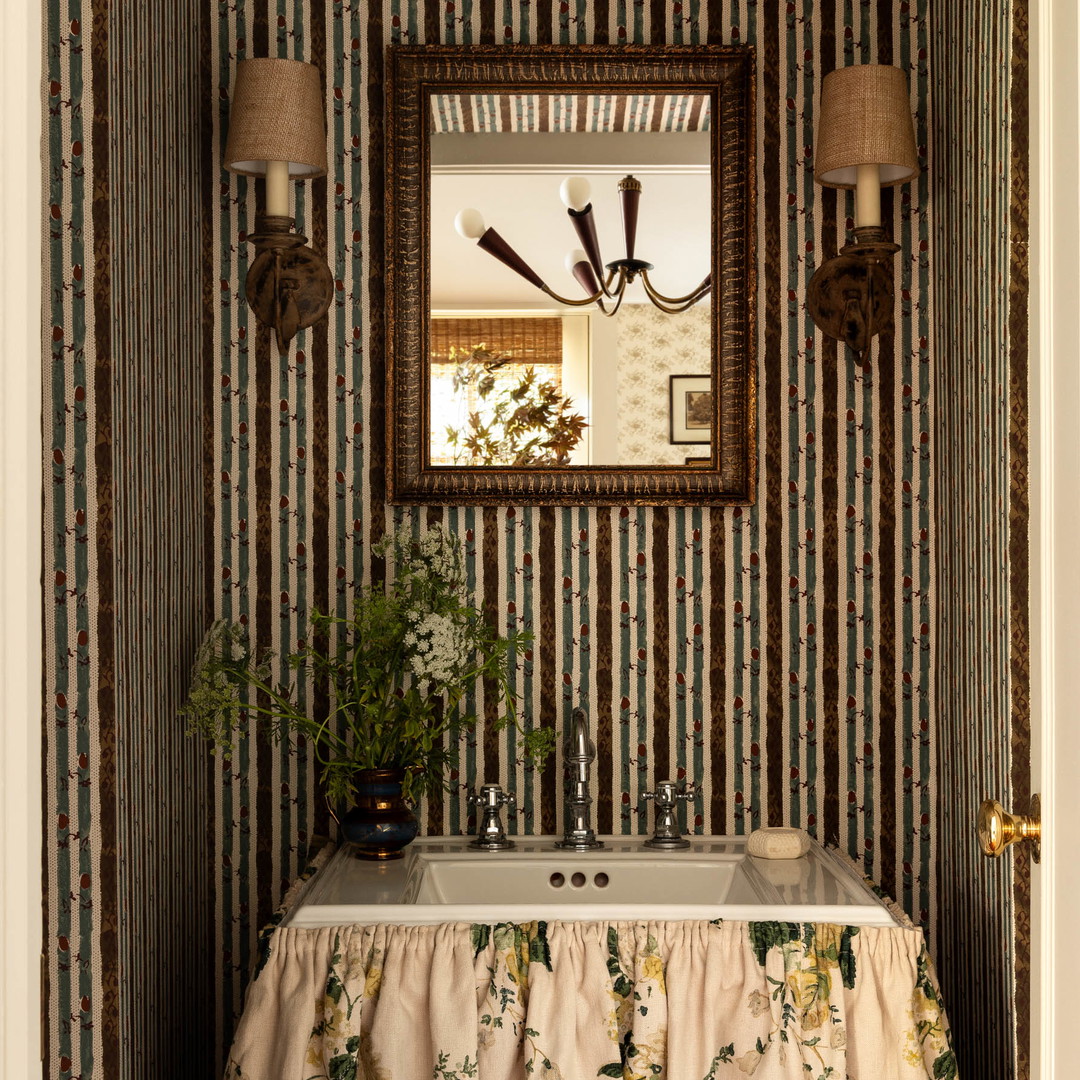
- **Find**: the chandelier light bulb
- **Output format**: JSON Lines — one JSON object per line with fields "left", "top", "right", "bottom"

{"left": 559, "top": 176, "right": 591, "bottom": 212}
{"left": 564, "top": 248, "right": 588, "bottom": 275}
{"left": 454, "top": 208, "right": 487, "bottom": 240}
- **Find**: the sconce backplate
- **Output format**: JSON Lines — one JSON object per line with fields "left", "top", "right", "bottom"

{"left": 807, "top": 227, "right": 900, "bottom": 358}
{"left": 246, "top": 215, "right": 334, "bottom": 355}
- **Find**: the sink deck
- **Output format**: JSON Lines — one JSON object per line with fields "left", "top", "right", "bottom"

{"left": 287, "top": 835, "right": 899, "bottom": 927}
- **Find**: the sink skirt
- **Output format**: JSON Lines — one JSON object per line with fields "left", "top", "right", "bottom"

{"left": 224, "top": 917, "right": 955, "bottom": 1079}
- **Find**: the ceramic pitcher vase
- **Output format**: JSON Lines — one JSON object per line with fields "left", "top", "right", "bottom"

{"left": 338, "top": 768, "right": 419, "bottom": 860}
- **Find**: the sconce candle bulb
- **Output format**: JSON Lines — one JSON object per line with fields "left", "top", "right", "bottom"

{"left": 264, "top": 160, "right": 290, "bottom": 218}
{"left": 855, "top": 162, "right": 881, "bottom": 228}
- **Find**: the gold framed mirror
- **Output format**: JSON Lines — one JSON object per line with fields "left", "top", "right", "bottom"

{"left": 386, "top": 45, "right": 756, "bottom": 505}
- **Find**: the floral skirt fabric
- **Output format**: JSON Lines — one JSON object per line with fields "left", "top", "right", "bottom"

{"left": 224, "top": 919, "right": 955, "bottom": 1080}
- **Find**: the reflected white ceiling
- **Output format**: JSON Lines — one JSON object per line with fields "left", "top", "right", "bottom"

{"left": 430, "top": 169, "right": 713, "bottom": 308}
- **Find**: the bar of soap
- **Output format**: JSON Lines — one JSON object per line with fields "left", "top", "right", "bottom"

{"left": 747, "top": 827, "right": 811, "bottom": 860}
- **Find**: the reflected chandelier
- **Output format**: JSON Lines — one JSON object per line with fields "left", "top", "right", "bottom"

{"left": 454, "top": 174, "right": 711, "bottom": 316}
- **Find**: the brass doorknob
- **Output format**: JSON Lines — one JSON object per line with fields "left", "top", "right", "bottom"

{"left": 977, "top": 794, "right": 1041, "bottom": 863}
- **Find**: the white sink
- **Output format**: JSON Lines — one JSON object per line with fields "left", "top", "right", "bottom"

{"left": 411, "top": 852, "right": 744, "bottom": 905}
{"left": 287, "top": 836, "right": 899, "bottom": 927}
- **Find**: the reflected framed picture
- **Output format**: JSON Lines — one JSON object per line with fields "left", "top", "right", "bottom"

{"left": 669, "top": 374, "right": 713, "bottom": 445}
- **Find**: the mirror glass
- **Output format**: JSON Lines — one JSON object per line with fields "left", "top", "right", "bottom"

{"left": 429, "top": 94, "right": 712, "bottom": 469}
{"left": 385, "top": 46, "right": 755, "bottom": 506}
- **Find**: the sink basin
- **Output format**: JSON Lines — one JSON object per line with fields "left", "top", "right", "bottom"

{"left": 287, "top": 836, "right": 899, "bottom": 927}
{"left": 411, "top": 852, "right": 744, "bottom": 905}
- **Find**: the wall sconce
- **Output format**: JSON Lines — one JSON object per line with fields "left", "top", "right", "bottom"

{"left": 807, "top": 64, "right": 919, "bottom": 363}
{"left": 224, "top": 58, "right": 333, "bottom": 355}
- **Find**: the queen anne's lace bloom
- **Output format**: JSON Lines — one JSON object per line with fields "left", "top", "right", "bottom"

{"left": 408, "top": 611, "right": 468, "bottom": 684}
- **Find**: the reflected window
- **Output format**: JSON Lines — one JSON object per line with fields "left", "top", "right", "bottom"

{"left": 429, "top": 315, "right": 590, "bottom": 466}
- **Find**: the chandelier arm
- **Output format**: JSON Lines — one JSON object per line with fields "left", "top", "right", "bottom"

{"left": 568, "top": 204, "right": 607, "bottom": 287}
{"left": 596, "top": 277, "right": 629, "bottom": 318}
{"left": 600, "top": 268, "right": 620, "bottom": 299}
{"left": 540, "top": 268, "right": 629, "bottom": 309}
{"left": 638, "top": 269, "right": 713, "bottom": 310}
{"left": 637, "top": 284, "right": 712, "bottom": 315}
{"left": 641, "top": 289, "right": 711, "bottom": 315}
{"left": 539, "top": 284, "right": 606, "bottom": 307}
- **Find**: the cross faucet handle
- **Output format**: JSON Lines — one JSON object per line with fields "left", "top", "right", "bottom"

{"left": 468, "top": 784, "right": 516, "bottom": 810}
{"left": 642, "top": 779, "right": 697, "bottom": 850}
{"left": 642, "top": 779, "right": 697, "bottom": 806}
{"left": 468, "top": 784, "right": 517, "bottom": 851}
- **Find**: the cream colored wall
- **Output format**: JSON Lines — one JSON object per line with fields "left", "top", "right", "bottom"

{"left": 0, "top": 0, "right": 43, "bottom": 1076}
{"left": 1031, "top": 0, "right": 1080, "bottom": 1074}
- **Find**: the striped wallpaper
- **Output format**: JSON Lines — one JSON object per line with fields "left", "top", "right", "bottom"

{"left": 205, "top": 0, "right": 934, "bottom": 1063}
{"left": 45, "top": 0, "right": 1033, "bottom": 1077}
{"left": 931, "top": 1, "right": 1030, "bottom": 1077}
{"left": 43, "top": 0, "right": 214, "bottom": 1077}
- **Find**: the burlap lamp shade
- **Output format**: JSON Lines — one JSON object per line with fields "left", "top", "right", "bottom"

{"left": 814, "top": 64, "right": 919, "bottom": 188}
{"left": 224, "top": 58, "right": 327, "bottom": 177}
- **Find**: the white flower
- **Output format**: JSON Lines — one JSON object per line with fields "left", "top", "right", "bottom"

{"left": 407, "top": 612, "right": 468, "bottom": 684}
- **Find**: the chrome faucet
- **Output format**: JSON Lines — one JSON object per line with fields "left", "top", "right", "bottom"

{"left": 642, "top": 779, "right": 697, "bottom": 849}
{"left": 555, "top": 708, "right": 604, "bottom": 850}
{"left": 467, "top": 783, "right": 516, "bottom": 851}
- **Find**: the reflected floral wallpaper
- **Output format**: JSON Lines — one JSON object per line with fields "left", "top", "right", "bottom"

{"left": 616, "top": 305, "right": 712, "bottom": 465}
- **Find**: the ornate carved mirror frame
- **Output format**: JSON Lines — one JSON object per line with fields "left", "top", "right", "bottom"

{"left": 386, "top": 44, "right": 756, "bottom": 506}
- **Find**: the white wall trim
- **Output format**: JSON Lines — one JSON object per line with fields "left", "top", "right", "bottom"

{"left": 0, "top": 0, "right": 44, "bottom": 1077}
{"left": 1032, "top": 0, "right": 1080, "bottom": 1076}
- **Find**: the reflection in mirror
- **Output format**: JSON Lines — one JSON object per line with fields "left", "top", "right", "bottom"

{"left": 430, "top": 94, "right": 713, "bottom": 468}
{"left": 385, "top": 45, "right": 755, "bottom": 505}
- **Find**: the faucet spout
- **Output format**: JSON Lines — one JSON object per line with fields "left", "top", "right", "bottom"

{"left": 555, "top": 708, "right": 604, "bottom": 850}
{"left": 567, "top": 707, "right": 594, "bottom": 782}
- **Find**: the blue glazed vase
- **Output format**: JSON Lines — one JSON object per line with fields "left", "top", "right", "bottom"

{"left": 339, "top": 768, "right": 419, "bottom": 860}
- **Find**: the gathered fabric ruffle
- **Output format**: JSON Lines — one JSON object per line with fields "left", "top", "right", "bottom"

{"left": 224, "top": 918, "right": 955, "bottom": 1079}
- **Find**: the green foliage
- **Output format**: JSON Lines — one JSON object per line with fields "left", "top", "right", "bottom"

{"left": 327, "top": 1053, "right": 357, "bottom": 1080}
{"left": 471, "top": 925, "right": 491, "bottom": 958}
{"left": 701, "top": 1044, "right": 735, "bottom": 1080}
{"left": 444, "top": 344, "right": 587, "bottom": 466}
{"left": 181, "top": 526, "right": 554, "bottom": 806}
{"left": 528, "top": 921, "right": 552, "bottom": 971}
{"left": 836, "top": 927, "right": 858, "bottom": 989}
{"left": 932, "top": 1050, "right": 957, "bottom": 1080}
{"left": 748, "top": 922, "right": 803, "bottom": 967}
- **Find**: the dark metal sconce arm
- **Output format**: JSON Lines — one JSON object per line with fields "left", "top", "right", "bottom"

{"left": 806, "top": 225, "right": 900, "bottom": 364}
{"left": 245, "top": 215, "right": 334, "bottom": 356}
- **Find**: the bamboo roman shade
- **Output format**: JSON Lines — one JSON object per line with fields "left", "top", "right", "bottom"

{"left": 429, "top": 317, "right": 563, "bottom": 367}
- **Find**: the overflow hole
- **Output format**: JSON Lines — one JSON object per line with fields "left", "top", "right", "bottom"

{"left": 549, "top": 872, "right": 565, "bottom": 888}
{"left": 570, "top": 872, "right": 587, "bottom": 888}
{"left": 594, "top": 872, "right": 609, "bottom": 888}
